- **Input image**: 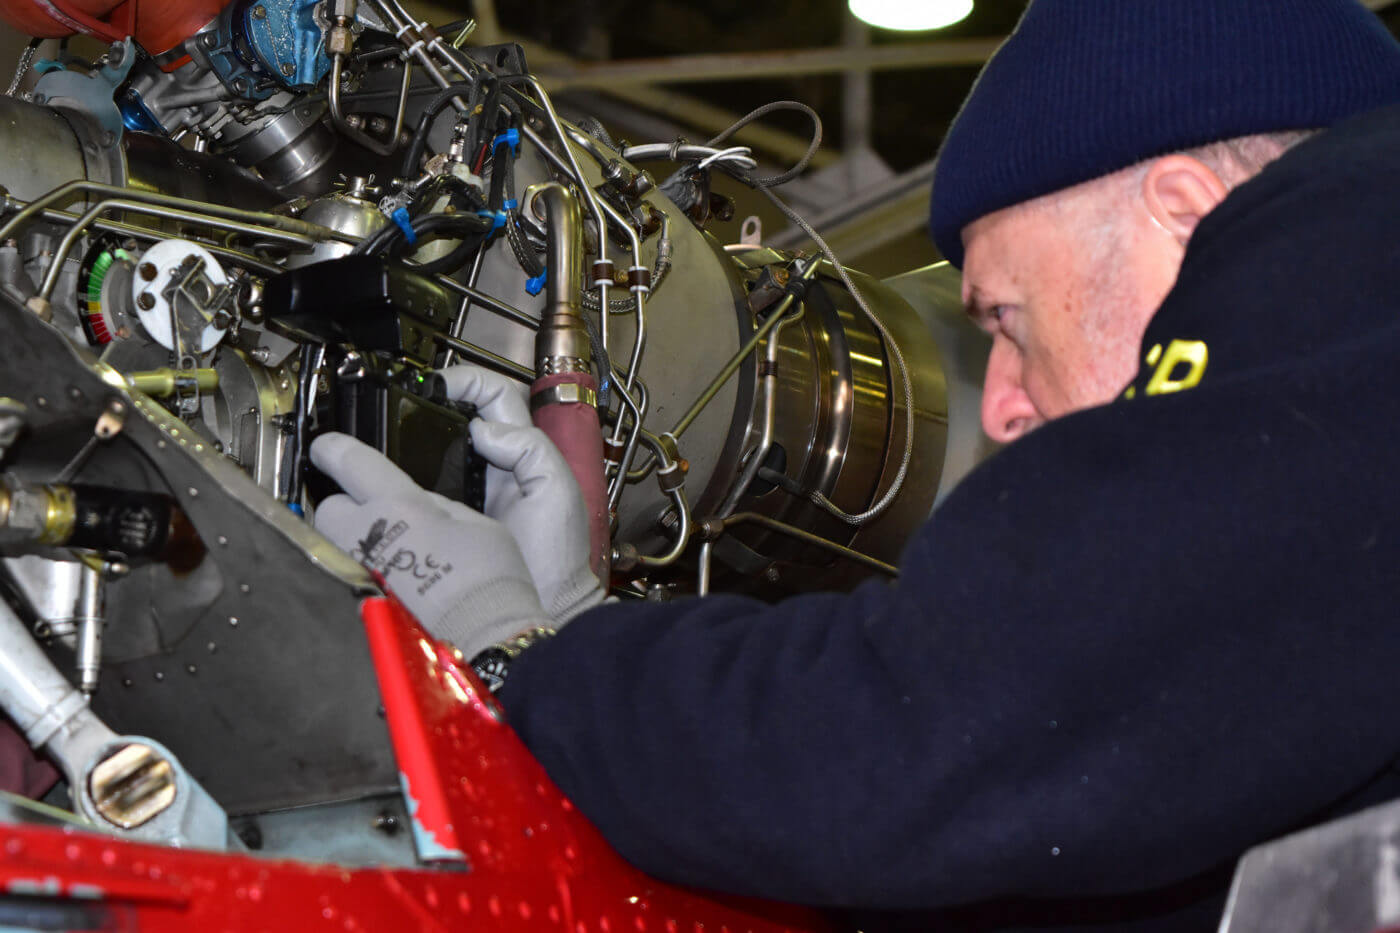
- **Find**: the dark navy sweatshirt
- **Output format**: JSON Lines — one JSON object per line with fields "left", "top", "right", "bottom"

{"left": 501, "top": 103, "right": 1400, "bottom": 930}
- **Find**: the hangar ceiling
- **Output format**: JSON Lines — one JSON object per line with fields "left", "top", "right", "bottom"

{"left": 2, "top": 0, "right": 1398, "bottom": 275}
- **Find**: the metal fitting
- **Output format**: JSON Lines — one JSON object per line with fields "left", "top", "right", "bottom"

{"left": 0, "top": 476, "right": 76, "bottom": 547}
{"left": 530, "top": 383, "right": 597, "bottom": 411}
{"left": 123, "top": 369, "right": 220, "bottom": 399}
{"left": 89, "top": 742, "right": 178, "bottom": 829}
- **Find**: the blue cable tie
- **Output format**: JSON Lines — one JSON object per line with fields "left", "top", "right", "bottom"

{"left": 288, "top": 502, "right": 305, "bottom": 517}
{"left": 391, "top": 206, "right": 417, "bottom": 245}
{"left": 477, "top": 210, "right": 507, "bottom": 233}
{"left": 525, "top": 267, "right": 548, "bottom": 297}
{"left": 492, "top": 128, "right": 521, "bottom": 156}
{"left": 502, "top": 198, "right": 519, "bottom": 212}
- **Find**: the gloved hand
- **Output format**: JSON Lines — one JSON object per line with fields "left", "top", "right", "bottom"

{"left": 440, "top": 364, "right": 604, "bottom": 623}
{"left": 309, "top": 432, "right": 550, "bottom": 658}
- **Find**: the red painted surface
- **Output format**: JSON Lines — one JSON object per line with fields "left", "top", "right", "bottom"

{"left": 0, "top": 596, "right": 834, "bottom": 932}
{"left": 0, "top": 0, "right": 218, "bottom": 55}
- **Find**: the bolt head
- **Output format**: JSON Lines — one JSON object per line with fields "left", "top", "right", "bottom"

{"left": 280, "top": 61, "right": 295, "bottom": 76}
{"left": 251, "top": 4, "right": 267, "bottom": 17}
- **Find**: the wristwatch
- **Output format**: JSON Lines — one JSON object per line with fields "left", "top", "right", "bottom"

{"left": 469, "top": 626, "right": 555, "bottom": 694}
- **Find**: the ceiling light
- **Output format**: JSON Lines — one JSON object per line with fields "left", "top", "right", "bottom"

{"left": 848, "top": 0, "right": 973, "bottom": 31}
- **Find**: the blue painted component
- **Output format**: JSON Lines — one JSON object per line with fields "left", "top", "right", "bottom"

{"left": 206, "top": 0, "right": 276, "bottom": 101}
{"left": 391, "top": 207, "right": 417, "bottom": 245}
{"left": 117, "top": 88, "right": 166, "bottom": 135}
{"left": 525, "top": 268, "right": 548, "bottom": 297}
{"left": 32, "top": 59, "right": 64, "bottom": 75}
{"left": 491, "top": 128, "right": 520, "bottom": 157}
{"left": 243, "top": 0, "right": 332, "bottom": 90}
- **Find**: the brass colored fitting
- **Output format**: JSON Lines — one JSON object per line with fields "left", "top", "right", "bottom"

{"left": 89, "top": 743, "right": 177, "bottom": 829}
{"left": 38, "top": 484, "right": 76, "bottom": 546}
{"left": 123, "top": 368, "right": 219, "bottom": 398}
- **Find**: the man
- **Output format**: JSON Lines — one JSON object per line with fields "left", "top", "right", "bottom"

{"left": 310, "top": 0, "right": 1400, "bottom": 927}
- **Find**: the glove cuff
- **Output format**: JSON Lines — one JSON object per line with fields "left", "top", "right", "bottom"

{"left": 545, "top": 564, "right": 606, "bottom": 624}
{"left": 431, "top": 576, "right": 551, "bottom": 658}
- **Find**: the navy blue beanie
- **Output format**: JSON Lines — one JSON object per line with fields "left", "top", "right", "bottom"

{"left": 929, "top": 0, "right": 1400, "bottom": 267}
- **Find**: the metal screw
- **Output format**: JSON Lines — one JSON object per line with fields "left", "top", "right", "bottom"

{"left": 280, "top": 62, "right": 295, "bottom": 76}
{"left": 201, "top": 32, "right": 218, "bottom": 47}
{"left": 136, "top": 292, "right": 155, "bottom": 311}
{"left": 251, "top": 4, "right": 267, "bottom": 16}
{"left": 138, "top": 262, "right": 157, "bottom": 281}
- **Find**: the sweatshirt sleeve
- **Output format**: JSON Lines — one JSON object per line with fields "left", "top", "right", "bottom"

{"left": 498, "top": 369, "right": 1400, "bottom": 910}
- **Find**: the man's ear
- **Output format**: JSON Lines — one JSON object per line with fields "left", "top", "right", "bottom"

{"left": 1141, "top": 155, "right": 1230, "bottom": 246}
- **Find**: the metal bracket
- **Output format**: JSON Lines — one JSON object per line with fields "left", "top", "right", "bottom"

{"left": 32, "top": 40, "right": 138, "bottom": 145}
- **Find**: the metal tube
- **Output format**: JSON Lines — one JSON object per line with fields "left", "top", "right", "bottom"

{"left": 606, "top": 377, "right": 647, "bottom": 511}
{"left": 0, "top": 180, "right": 353, "bottom": 246}
{"left": 696, "top": 540, "right": 713, "bottom": 596}
{"left": 441, "top": 243, "right": 490, "bottom": 366}
{"left": 432, "top": 333, "right": 533, "bottom": 382}
{"left": 620, "top": 486, "right": 690, "bottom": 570}
{"left": 667, "top": 258, "right": 822, "bottom": 440}
{"left": 74, "top": 563, "right": 104, "bottom": 695}
{"left": 38, "top": 199, "right": 316, "bottom": 301}
{"left": 719, "top": 512, "right": 898, "bottom": 577}
{"left": 715, "top": 303, "right": 805, "bottom": 519}
{"left": 366, "top": 0, "right": 467, "bottom": 107}
{"left": 0, "top": 196, "right": 285, "bottom": 276}
{"left": 515, "top": 103, "right": 610, "bottom": 293}
{"left": 614, "top": 428, "right": 692, "bottom": 570}
{"left": 434, "top": 274, "right": 539, "bottom": 330}
{"left": 328, "top": 53, "right": 412, "bottom": 157}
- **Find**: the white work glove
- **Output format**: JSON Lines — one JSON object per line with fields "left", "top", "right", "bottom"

{"left": 439, "top": 364, "right": 605, "bottom": 623}
{"left": 309, "top": 432, "right": 550, "bottom": 658}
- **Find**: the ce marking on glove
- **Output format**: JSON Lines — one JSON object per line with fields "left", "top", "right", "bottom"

{"left": 353, "top": 518, "right": 454, "bottom": 596}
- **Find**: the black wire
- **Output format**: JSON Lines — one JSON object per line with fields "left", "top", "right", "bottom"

{"left": 353, "top": 211, "right": 493, "bottom": 261}
{"left": 400, "top": 81, "right": 478, "bottom": 178}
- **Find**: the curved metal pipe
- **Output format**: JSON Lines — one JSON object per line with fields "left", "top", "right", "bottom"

{"left": 0, "top": 181, "right": 352, "bottom": 246}
{"left": 38, "top": 199, "right": 316, "bottom": 301}
{"left": 531, "top": 183, "right": 610, "bottom": 583}
{"left": 328, "top": 53, "right": 412, "bottom": 157}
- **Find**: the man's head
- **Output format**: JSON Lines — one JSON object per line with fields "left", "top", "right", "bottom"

{"left": 966, "top": 133, "right": 1313, "bottom": 441}
{"left": 929, "top": 0, "right": 1400, "bottom": 443}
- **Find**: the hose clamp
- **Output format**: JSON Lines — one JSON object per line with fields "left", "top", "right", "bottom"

{"left": 530, "top": 383, "right": 598, "bottom": 411}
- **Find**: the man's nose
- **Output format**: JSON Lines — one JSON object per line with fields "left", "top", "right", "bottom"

{"left": 981, "top": 337, "right": 1041, "bottom": 444}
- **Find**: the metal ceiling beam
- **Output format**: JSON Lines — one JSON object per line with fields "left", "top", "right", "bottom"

{"left": 534, "top": 39, "right": 1002, "bottom": 91}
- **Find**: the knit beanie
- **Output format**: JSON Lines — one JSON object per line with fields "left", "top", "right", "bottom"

{"left": 929, "top": 0, "right": 1400, "bottom": 267}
